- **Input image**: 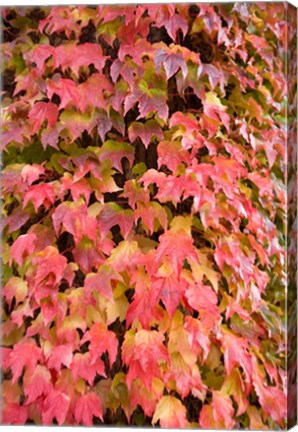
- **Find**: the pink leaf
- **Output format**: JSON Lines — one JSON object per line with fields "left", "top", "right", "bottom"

{"left": 28, "top": 102, "right": 59, "bottom": 135}
{"left": 74, "top": 393, "right": 103, "bottom": 426}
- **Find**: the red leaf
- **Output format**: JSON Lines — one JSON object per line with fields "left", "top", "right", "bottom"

{"left": 3, "top": 207, "right": 30, "bottom": 234}
{"left": 126, "top": 268, "right": 164, "bottom": 328}
{"left": 220, "top": 329, "right": 253, "bottom": 390}
{"left": 77, "top": 73, "right": 113, "bottom": 112}
{"left": 185, "top": 282, "right": 221, "bottom": 332}
{"left": 81, "top": 323, "right": 118, "bottom": 367}
{"left": 2, "top": 403, "right": 28, "bottom": 425}
{"left": 52, "top": 202, "right": 98, "bottom": 244}
{"left": 121, "top": 179, "right": 150, "bottom": 210}
{"left": 200, "top": 391, "right": 235, "bottom": 429}
{"left": 84, "top": 265, "right": 123, "bottom": 302}
{"left": 60, "top": 173, "right": 91, "bottom": 204}
{"left": 23, "top": 365, "right": 53, "bottom": 404}
{"left": 10, "top": 233, "right": 37, "bottom": 266}
{"left": 41, "top": 126, "right": 61, "bottom": 150}
{"left": 126, "top": 289, "right": 163, "bottom": 329}
{"left": 155, "top": 48, "right": 187, "bottom": 80}
{"left": 28, "top": 102, "right": 59, "bottom": 135}
{"left": 130, "top": 378, "right": 163, "bottom": 418}
{"left": 155, "top": 230, "right": 198, "bottom": 276}
{"left": 97, "top": 110, "right": 112, "bottom": 142}
{"left": 23, "top": 183, "right": 56, "bottom": 212}
{"left": 165, "top": 354, "right": 205, "bottom": 399}
{"left": 55, "top": 43, "right": 107, "bottom": 75}
{"left": 184, "top": 316, "right": 211, "bottom": 362}
{"left": 128, "top": 120, "right": 163, "bottom": 149}
{"left": 21, "top": 164, "right": 45, "bottom": 185}
{"left": 122, "top": 330, "right": 168, "bottom": 391}
{"left": 124, "top": 85, "right": 168, "bottom": 122}
{"left": 197, "top": 63, "right": 225, "bottom": 92}
{"left": 252, "top": 356, "right": 286, "bottom": 426}
{"left": 38, "top": 7, "right": 76, "bottom": 37}
{"left": 74, "top": 393, "right": 103, "bottom": 426}
{"left": 47, "top": 77, "right": 80, "bottom": 110}
{"left": 71, "top": 352, "right": 106, "bottom": 385}
{"left": 98, "top": 203, "right": 134, "bottom": 239}
{"left": 135, "top": 201, "right": 168, "bottom": 234}
{"left": 27, "top": 44, "right": 56, "bottom": 71}
{"left": 31, "top": 246, "right": 67, "bottom": 288}
{"left": 157, "top": 140, "right": 191, "bottom": 172}
{"left": 47, "top": 344, "right": 73, "bottom": 372}
{"left": 152, "top": 274, "right": 184, "bottom": 318}
{"left": 42, "top": 389, "right": 70, "bottom": 425}
{"left": 9, "top": 340, "right": 41, "bottom": 383}
{"left": 72, "top": 238, "right": 107, "bottom": 274}
{"left": 155, "top": 5, "right": 188, "bottom": 41}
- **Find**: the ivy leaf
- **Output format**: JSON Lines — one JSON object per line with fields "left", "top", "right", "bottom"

{"left": 202, "top": 91, "right": 230, "bottom": 134}
{"left": 252, "top": 356, "right": 286, "bottom": 427}
{"left": 55, "top": 43, "right": 107, "bottom": 75}
{"left": 42, "top": 390, "right": 70, "bottom": 426}
{"left": 28, "top": 102, "right": 59, "bottom": 135}
{"left": 23, "top": 365, "right": 53, "bottom": 404}
{"left": 71, "top": 352, "right": 106, "bottom": 386}
{"left": 220, "top": 328, "right": 253, "bottom": 390}
{"left": 10, "top": 233, "right": 37, "bottom": 267}
{"left": 74, "top": 393, "right": 103, "bottom": 426}
{"left": 98, "top": 203, "right": 134, "bottom": 240}
{"left": 84, "top": 265, "right": 123, "bottom": 302}
{"left": 9, "top": 340, "right": 41, "bottom": 384}
{"left": 200, "top": 391, "right": 235, "bottom": 429}
{"left": 27, "top": 44, "right": 56, "bottom": 71}
{"left": 197, "top": 63, "right": 225, "bottom": 92}
{"left": 154, "top": 5, "right": 188, "bottom": 41}
{"left": 77, "top": 73, "right": 113, "bottom": 112}
{"left": 99, "top": 140, "right": 134, "bottom": 173}
{"left": 126, "top": 289, "right": 163, "bottom": 329}
{"left": 124, "top": 85, "right": 168, "bottom": 122}
{"left": 185, "top": 282, "right": 221, "bottom": 331}
{"left": 2, "top": 403, "right": 28, "bottom": 425}
{"left": 152, "top": 273, "right": 184, "bottom": 318}
{"left": 221, "top": 368, "right": 249, "bottom": 416}
{"left": 21, "top": 164, "right": 45, "bottom": 185}
{"left": 47, "top": 344, "right": 73, "bottom": 372}
{"left": 135, "top": 201, "right": 168, "bottom": 234}
{"left": 122, "top": 330, "right": 168, "bottom": 391}
{"left": 81, "top": 323, "right": 118, "bottom": 367}
{"left": 2, "top": 277, "right": 28, "bottom": 309}
{"left": 165, "top": 353, "right": 206, "bottom": 399}
{"left": 130, "top": 378, "right": 164, "bottom": 418}
{"left": 152, "top": 396, "right": 188, "bottom": 428}
{"left": 23, "top": 183, "right": 56, "bottom": 212}
{"left": 47, "top": 77, "right": 80, "bottom": 110}
{"left": 31, "top": 246, "right": 68, "bottom": 288}
{"left": 128, "top": 120, "right": 163, "bottom": 149}
{"left": 157, "top": 140, "right": 191, "bottom": 172}
{"left": 155, "top": 48, "right": 187, "bottom": 80}
{"left": 72, "top": 237, "right": 108, "bottom": 274}
{"left": 155, "top": 229, "right": 198, "bottom": 276}
{"left": 52, "top": 202, "right": 98, "bottom": 244}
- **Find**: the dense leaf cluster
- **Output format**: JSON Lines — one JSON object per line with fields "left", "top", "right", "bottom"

{"left": 1, "top": 3, "right": 296, "bottom": 428}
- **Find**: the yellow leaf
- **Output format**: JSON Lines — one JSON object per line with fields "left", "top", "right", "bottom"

{"left": 106, "top": 294, "right": 129, "bottom": 325}
{"left": 152, "top": 396, "right": 188, "bottom": 428}
{"left": 170, "top": 215, "right": 192, "bottom": 235}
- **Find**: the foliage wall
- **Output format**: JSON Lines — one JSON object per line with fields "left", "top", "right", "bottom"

{"left": 1, "top": 3, "right": 295, "bottom": 428}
